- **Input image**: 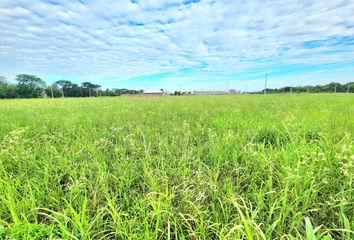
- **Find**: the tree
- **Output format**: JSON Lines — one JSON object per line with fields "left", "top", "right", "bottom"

{"left": 45, "top": 84, "right": 62, "bottom": 98}
{"left": 68, "top": 83, "right": 83, "bottom": 97}
{"left": 53, "top": 80, "right": 85, "bottom": 97}
{"left": 15, "top": 74, "right": 46, "bottom": 98}
{"left": 82, "top": 82, "right": 94, "bottom": 97}
{"left": 253, "top": 82, "right": 354, "bottom": 94}
{"left": 0, "top": 76, "right": 19, "bottom": 98}
{"left": 0, "top": 76, "right": 7, "bottom": 98}
{"left": 91, "top": 84, "right": 101, "bottom": 97}
{"left": 81, "top": 82, "right": 101, "bottom": 97}
{"left": 101, "top": 88, "right": 114, "bottom": 96}
{"left": 2, "top": 75, "right": 146, "bottom": 98}
{"left": 54, "top": 80, "right": 73, "bottom": 97}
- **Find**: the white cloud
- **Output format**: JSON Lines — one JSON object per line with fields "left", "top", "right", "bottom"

{"left": 0, "top": 0, "right": 353, "bottom": 90}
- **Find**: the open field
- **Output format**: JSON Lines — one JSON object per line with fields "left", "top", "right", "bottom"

{"left": 0, "top": 94, "right": 353, "bottom": 239}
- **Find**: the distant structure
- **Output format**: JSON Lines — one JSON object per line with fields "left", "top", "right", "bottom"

{"left": 122, "top": 91, "right": 169, "bottom": 97}
{"left": 193, "top": 91, "right": 227, "bottom": 95}
{"left": 193, "top": 90, "right": 240, "bottom": 95}
{"left": 229, "top": 89, "right": 241, "bottom": 94}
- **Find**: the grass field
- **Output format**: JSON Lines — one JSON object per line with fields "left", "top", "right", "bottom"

{"left": 0, "top": 94, "right": 353, "bottom": 239}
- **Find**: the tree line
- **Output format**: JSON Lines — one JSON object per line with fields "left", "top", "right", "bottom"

{"left": 0, "top": 74, "right": 143, "bottom": 99}
{"left": 1, "top": 74, "right": 353, "bottom": 99}
{"left": 255, "top": 82, "right": 354, "bottom": 94}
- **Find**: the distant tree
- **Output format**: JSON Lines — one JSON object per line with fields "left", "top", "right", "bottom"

{"left": 101, "top": 88, "right": 114, "bottom": 96}
{"left": 82, "top": 82, "right": 97, "bottom": 97}
{"left": 253, "top": 82, "right": 354, "bottom": 94}
{"left": 0, "top": 76, "right": 8, "bottom": 98}
{"left": 0, "top": 84, "right": 18, "bottom": 99}
{"left": 45, "top": 84, "right": 62, "bottom": 98}
{"left": 55, "top": 80, "right": 86, "bottom": 97}
{"left": 0, "top": 76, "right": 19, "bottom": 98}
{"left": 54, "top": 80, "right": 73, "bottom": 97}
{"left": 346, "top": 82, "right": 354, "bottom": 93}
{"left": 1, "top": 75, "right": 146, "bottom": 98}
{"left": 15, "top": 74, "right": 46, "bottom": 98}
{"left": 91, "top": 84, "right": 101, "bottom": 97}
{"left": 5, "top": 84, "right": 19, "bottom": 98}
{"left": 70, "top": 83, "right": 83, "bottom": 97}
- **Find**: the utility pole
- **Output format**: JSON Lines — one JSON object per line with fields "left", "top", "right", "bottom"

{"left": 50, "top": 85, "right": 54, "bottom": 98}
{"left": 334, "top": 84, "right": 337, "bottom": 93}
{"left": 61, "top": 87, "right": 64, "bottom": 98}
{"left": 245, "top": 84, "right": 247, "bottom": 93}
{"left": 264, "top": 73, "right": 268, "bottom": 94}
{"left": 307, "top": 86, "right": 309, "bottom": 94}
{"left": 290, "top": 87, "right": 292, "bottom": 94}
{"left": 348, "top": 84, "right": 350, "bottom": 93}
{"left": 226, "top": 81, "right": 229, "bottom": 93}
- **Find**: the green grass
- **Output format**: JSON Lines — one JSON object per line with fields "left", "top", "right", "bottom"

{"left": 0, "top": 94, "right": 353, "bottom": 239}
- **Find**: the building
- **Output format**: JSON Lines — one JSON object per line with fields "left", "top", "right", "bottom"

{"left": 192, "top": 90, "right": 241, "bottom": 95}
{"left": 193, "top": 91, "right": 228, "bottom": 95}
{"left": 122, "top": 91, "right": 169, "bottom": 97}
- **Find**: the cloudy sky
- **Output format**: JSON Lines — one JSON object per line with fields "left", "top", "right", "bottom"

{"left": 1, "top": 0, "right": 354, "bottom": 91}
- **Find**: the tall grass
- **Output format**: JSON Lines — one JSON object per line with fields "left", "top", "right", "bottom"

{"left": 0, "top": 94, "right": 353, "bottom": 239}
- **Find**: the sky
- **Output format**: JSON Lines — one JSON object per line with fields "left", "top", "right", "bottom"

{"left": 0, "top": 0, "right": 354, "bottom": 91}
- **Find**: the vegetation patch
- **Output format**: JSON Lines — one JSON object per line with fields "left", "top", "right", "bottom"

{"left": 0, "top": 94, "right": 353, "bottom": 239}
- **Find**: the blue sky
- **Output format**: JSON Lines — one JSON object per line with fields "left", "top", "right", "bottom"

{"left": 0, "top": 0, "right": 354, "bottom": 91}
